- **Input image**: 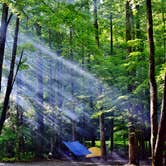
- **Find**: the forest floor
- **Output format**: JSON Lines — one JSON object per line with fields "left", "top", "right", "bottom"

{"left": 0, "top": 152, "right": 151, "bottom": 166}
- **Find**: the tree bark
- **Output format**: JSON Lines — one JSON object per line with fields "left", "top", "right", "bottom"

{"left": 100, "top": 113, "right": 107, "bottom": 161}
{"left": 161, "top": 0, "right": 166, "bottom": 61}
{"left": 146, "top": 1, "right": 158, "bottom": 165}
{"left": 0, "top": 3, "right": 9, "bottom": 91}
{"left": 90, "top": 97, "right": 96, "bottom": 146}
{"left": 140, "top": 128, "right": 146, "bottom": 159}
{"left": 110, "top": 118, "right": 114, "bottom": 151}
{"left": 110, "top": 13, "right": 113, "bottom": 55}
{"left": 135, "top": 4, "right": 141, "bottom": 39}
{"left": 126, "top": 1, "right": 138, "bottom": 164}
{"left": 48, "top": 29, "right": 55, "bottom": 155}
{"left": 57, "top": 59, "right": 63, "bottom": 151}
{"left": 16, "top": 73, "right": 24, "bottom": 160}
{"left": 0, "top": 17, "right": 20, "bottom": 134}
{"left": 128, "top": 122, "right": 138, "bottom": 165}
{"left": 72, "top": 120, "right": 76, "bottom": 141}
{"left": 93, "top": 0, "right": 99, "bottom": 47}
{"left": 154, "top": 74, "right": 166, "bottom": 166}
{"left": 126, "top": 1, "right": 132, "bottom": 55}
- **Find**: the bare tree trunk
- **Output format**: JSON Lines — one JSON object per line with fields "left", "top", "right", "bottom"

{"left": 0, "top": 3, "right": 9, "bottom": 91}
{"left": 100, "top": 113, "right": 107, "bottom": 161}
{"left": 110, "top": 117, "right": 114, "bottom": 151}
{"left": 0, "top": 17, "right": 20, "bottom": 134}
{"left": 126, "top": 1, "right": 132, "bottom": 55}
{"left": 16, "top": 107, "right": 24, "bottom": 160}
{"left": 89, "top": 97, "right": 96, "bottom": 146}
{"left": 161, "top": 0, "right": 166, "bottom": 61}
{"left": 126, "top": 1, "right": 138, "bottom": 164}
{"left": 128, "top": 121, "right": 137, "bottom": 165}
{"left": 93, "top": 0, "right": 99, "bottom": 47}
{"left": 146, "top": 1, "right": 158, "bottom": 165}
{"left": 72, "top": 120, "right": 76, "bottom": 141}
{"left": 135, "top": 4, "right": 141, "bottom": 39}
{"left": 110, "top": 13, "right": 113, "bottom": 55}
{"left": 57, "top": 59, "right": 63, "bottom": 151}
{"left": 16, "top": 73, "right": 24, "bottom": 160}
{"left": 48, "top": 30, "right": 56, "bottom": 156}
{"left": 154, "top": 74, "right": 166, "bottom": 166}
{"left": 140, "top": 128, "right": 146, "bottom": 159}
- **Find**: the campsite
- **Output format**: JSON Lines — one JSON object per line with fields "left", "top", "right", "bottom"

{"left": 0, "top": 0, "right": 166, "bottom": 166}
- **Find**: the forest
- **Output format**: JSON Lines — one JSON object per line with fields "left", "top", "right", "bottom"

{"left": 0, "top": 0, "right": 165, "bottom": 166}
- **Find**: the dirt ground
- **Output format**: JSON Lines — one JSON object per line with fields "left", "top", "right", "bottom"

{"left": 0, "top": 160, "right": 111, "bottom": 166}
{"left": 0, "top": 152, "right": 151, "bottom": 166}
{"left": 0, "top": 159, "right": 151, "bottom": 166}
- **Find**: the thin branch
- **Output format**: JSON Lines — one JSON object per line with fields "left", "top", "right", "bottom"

{"left": 11, "top": 49, "right": 24, "bottom": 89}
{"left": 7, "top": 13, "right": 13, "bottom": 26}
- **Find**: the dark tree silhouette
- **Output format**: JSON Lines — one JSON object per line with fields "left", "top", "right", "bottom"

{"left": 0, "top": 16, "right": 20, "bottom": 134}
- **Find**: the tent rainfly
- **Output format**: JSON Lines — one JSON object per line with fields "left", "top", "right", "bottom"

{"left": 63, "top": 141, "right": 91, "bottom": 156}
{"left": 86, "top": 147, "right": 101, "bottom": 158}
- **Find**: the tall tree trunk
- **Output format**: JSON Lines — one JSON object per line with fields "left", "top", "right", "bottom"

{"left": 128, "top": 119, "right": 138, "bottom": 165}
{"left": 126, "top": 1, "right": 138, "bottom": 164}
{"left": 135, "top": 4, "right": 141, "bottom": 39}
{"left": 93, "top": 0, "right": 99, "bottom": 47}
{"left": 35, "top": 24, "right": 44, "bottom": 158}
{"left": 57, "top": 59, "right": 63, "bottom": 151}
{"left": 99, "top": 113, "right": 107, "bottom": 161}
{"left": 49, "top": 65, "right": 55, "bottom": 156}
{"left": 0, "top": 3, "right": 9, "bottom": 91}
{"left": 90, "top": 97, "right": 96, "bottom": 146}
{"left": 126, "top": 1, "right": 132, "bottom": 55}
{"left": 69, "top": 27, "right": 77, "bottom": 141}
{"left": 154, "top": 74, "right": 166, "bottom": 166}
{"left": 72, "top": 120, "right": 76, "bottom": 141}
{"left": 161, "top": 0, "right": 166, "bottom": 61}
{"left": 48, "top": 30, "right": 56, "bottom": 156}
{"left": 16, "top": 73, "right": 24, "bottom": 160}
{"left": 140, "top": 128, "right": 146, "bottom": 159}
{"left": 110, "top": 117, "right": 114, "bottom": 151}
{"left": 135, "top": 4, "right": 145, "bottom": 158}
{"left": 0, "top": 17, "right": 19, "bottom": 134}
{"left": 146, "top": 1, "right": 158, "bottom": 165}
{"left": 110, "top": 12, "right": 113, "bottom": 55}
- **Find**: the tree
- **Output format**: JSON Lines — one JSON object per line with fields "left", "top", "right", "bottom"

{"left": 99, "top": 112, "right": 107, "bottom": 161}
{"left": 16, "top": 73, "right": 24, "bottom": 160}
{"left": 0, "top": 16, "right": 20, "bottom": 134}
{"left": 93, "top": 0, "right": 99, "bottom": 47}
{"left": 110, "top": 12, "right": 113, "bottom": 55}
{"left": 154, "top": 74, "right": 166, "bottom": 166}
{"left": 126, "top": 1, "right": 138, "bottom": 165}
{"left": 146, "top": 0, "right": 158, "bottom": 165}
{"left": 0, "top": 3, "right": 12, "bottom": 91}
{"left": 57, "top": 56, "right": 64, "bottom": 153}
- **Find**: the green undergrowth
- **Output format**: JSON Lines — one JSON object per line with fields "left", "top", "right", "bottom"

{"left": 0, "top": 152, "right": 35, "bottom": 162}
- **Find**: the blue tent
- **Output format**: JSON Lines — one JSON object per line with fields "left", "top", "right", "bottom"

{"left": 63, "top": 141, "right": 91, "bottom": 156}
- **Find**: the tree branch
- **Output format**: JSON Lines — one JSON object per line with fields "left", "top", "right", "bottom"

{"left": 7, "top": 13, "right": 13, "bottom": 26}
{"left": 11, "top": 49, "right": 24, "bottom": 89}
